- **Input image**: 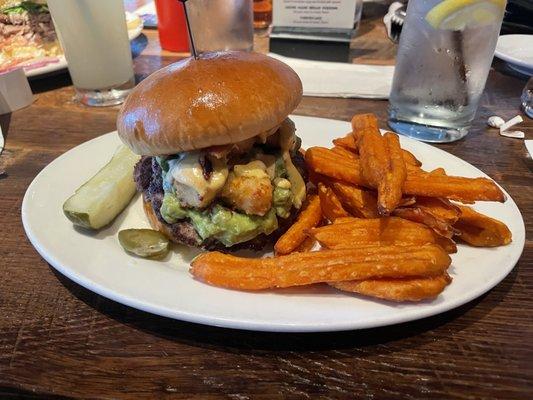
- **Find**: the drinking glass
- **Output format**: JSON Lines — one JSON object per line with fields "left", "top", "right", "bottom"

{"left": 388, "top": 0, "right": 506, "bottom": 142}
{"left": 47, "top": 0, "right": 135, "bottom": 107}
{"left": 521, "top": 77, "right": 533, "bottom": 119}
{"left": 154, "top": 0, "right": 189, "bottom": 52}
{"left": 186, "top": 0, "right": 254, "bottom": 53}
{"left": 254, "top": 0, "right": 272, "bottom": 29}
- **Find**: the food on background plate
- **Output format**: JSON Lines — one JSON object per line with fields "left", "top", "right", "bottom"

{"left": 117, "top": 51, "right": 307, "bottom": 250}
{"left": 63, "top": 145, "right": 139, "bottom": 230}
{"left": 0, "top": 0, "right": 62, "bottom": 73}
{"left": 192, "top": 112, "right": 512, "bottom": 303}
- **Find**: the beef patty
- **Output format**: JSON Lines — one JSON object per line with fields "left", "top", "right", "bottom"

{"left": 133, "top": 152, "right": 307, "bottom": 251}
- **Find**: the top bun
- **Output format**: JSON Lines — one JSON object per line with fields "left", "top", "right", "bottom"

{"left": 117, "top": 51, "right": 302, "bottom": 155}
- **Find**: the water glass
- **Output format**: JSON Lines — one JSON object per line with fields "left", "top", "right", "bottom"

{"left": 388, "top": 0, "right": 506, "bottom": 142}
{"left": 187, "top": 0, "right": 254, "bottom": 53}
{"left": 47, "top": 0, "right": 135, "bottom": 107}
{"left": 521, "top": 77, "right": 533, "bottom": 119}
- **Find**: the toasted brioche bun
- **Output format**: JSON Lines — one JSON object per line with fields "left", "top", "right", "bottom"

{"left": 117, "top": 51, "right": 302, "bottom": 155}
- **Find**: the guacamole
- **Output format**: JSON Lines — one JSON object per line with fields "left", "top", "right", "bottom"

{"left": 160, "top": 193, "right": 278, "bottom": 247}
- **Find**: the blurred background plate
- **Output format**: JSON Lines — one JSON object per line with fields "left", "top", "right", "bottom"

{"left": 494, "top": 34, "right": 533, "bottom": 76}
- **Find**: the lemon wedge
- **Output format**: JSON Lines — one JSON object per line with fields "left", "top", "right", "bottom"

{"left": 426, "top": 0, "right": 506, "bottom": 30}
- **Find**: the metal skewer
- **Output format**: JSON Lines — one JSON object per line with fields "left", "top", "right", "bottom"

{"left": 178, "top": 0, "right": 198, "bottom": 60}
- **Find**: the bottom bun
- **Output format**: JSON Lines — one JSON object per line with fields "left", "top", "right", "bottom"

{"left": 143, "top": 197, "right": 176, "bottom": 242}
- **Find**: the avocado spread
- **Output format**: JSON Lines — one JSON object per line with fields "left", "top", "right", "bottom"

{"left": 160, "top": 193, "right": 278, "bottom": 246}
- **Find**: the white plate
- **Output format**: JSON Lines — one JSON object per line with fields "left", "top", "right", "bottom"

{"left": 25, "top": 13, "right": 143, "bottom": 79}
{"left": 495, "top": 34, "right": 533, "bottom": 76}
{"left": 21, "top": 116, "right": 525, "bottom": 332}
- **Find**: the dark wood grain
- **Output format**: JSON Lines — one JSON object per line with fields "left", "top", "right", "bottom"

{"left": 0, "top": 13, "right": 532, "bottom": 400}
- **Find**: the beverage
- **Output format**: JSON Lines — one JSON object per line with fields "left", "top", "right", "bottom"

{"left": 254, "top": 0, "right": 272, "bottom": 29}
{"left": 47, "top": 0, "right": 135, "bottom": 106}
{"left": 154, "top": 0, "right": 189, "bottom": 52}
{"left": 187, "top": 0, "right": 254, "bottom": 53}
{"left": 521, "top": 77, "right": 533, "bottom": 119}
{"left": 388, "top": 0, "right": 506, "bottom": 142}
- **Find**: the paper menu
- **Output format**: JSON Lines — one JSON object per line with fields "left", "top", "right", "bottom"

{"left": 273, "top": 0, "right": 357, "bottom": 29}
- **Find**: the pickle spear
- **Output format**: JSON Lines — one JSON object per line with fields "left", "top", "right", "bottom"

{"left": 118, "top": 229, "right": 169, "bottom": 258}
{"left": 63, "top": 145, "right": 140, "bottom": 229}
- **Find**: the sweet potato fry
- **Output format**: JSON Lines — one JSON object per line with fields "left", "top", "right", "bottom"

{"left": 454, "top": 205, "right": 512, "bottom": 247}
{"left": 318, "top": 183, "right": 350, "bottom": 222}
{"left": 352, "top": 116, "right": 406, "bottom": 215}
{"left": 305, "top": 147, "right": 366, "bottom": 185}
{"left": 429, "top": 168, "right": 447, "bottom": 176}
{"left": 402, "top": 148, "right": 422, "bottom": 167}
{"left": 403, "top": 172, "right": 505, "bottom": 203}
{"left": 190, "top": 244, "right": 451, "bottom": 290}
{"left": 393, "top": 207, "right": 456, "bottom": 239}
{"left": 331, "top": 181, "right": 379, "bottom": 218}
{"left": 330, "top": 273, "right": 452, "bottom": 302}
{"left": 274, "top": 195, "right": 322, "bottom": 255}
{"left": 351, "top": 113, "right": 379, "bottom": 141}
{"left": 332, "top": 134, "right": 357, "bottom": 152}
{"left": 357, "top": 123, "right": 389, "bottom": 189}
{"left": 308, "top": 217, "right": 457, "bottom": 253}
{"left": 294, "top": 236, "right": 317, "bottom": 253}
{"left": 305, "top": 147, "right": 505, "bottom": 203}
{"left": 399, "top": 196, "right": 417, "bottom": 207}
{"left": 413, "top": 197, "right": 460, "bottom": 224}
{"left": 379, "top": 133, "right": 407, "bottom": 215}
{"left": 331, "top": 146, "right": 359, "bottom": 160}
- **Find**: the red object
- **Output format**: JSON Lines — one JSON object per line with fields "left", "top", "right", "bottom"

{"left": 154, "top": 0, "right": 189, "bottom": 52}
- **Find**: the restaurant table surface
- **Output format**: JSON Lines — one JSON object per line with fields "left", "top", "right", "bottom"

{"left": 1, "top": 7, "right": 532, "bottom": 400}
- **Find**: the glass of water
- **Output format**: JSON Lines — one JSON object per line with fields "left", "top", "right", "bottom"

{"left": 388, "top": 0, "right": 507, "bottom": 142}
{"left": 47, "top": 0, "right": 135, "bottom": 107}
{"left": 186, "top": 0, "right": 254, "bottom": 53}
{"left": 521, "top": 77, "right": 533, "bottom": 119}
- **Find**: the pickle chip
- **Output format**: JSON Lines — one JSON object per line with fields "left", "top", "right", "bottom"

{"left": 118, "top": 229, "right": 170, "bottom": 258}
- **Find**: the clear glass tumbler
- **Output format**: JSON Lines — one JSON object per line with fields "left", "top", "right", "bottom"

{"left": 47, "top": 0, "right": 135, "bottom": 107}
{"left": 521, "top": 77, "right": 533, "bottom": 119}
{"left": 187, "top": 0, "right": 254, "bottom": 53}
{"left": 388, "top": 0, "right": 507, "bottom": 142}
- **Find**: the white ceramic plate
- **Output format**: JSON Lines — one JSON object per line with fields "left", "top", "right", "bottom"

{"left": 495, "top": 34, "right": 533, "bottom": 76}
{"left": 25, "top": 13, "right": 143, "bottom": 79}
{"left": 22, "top": 116, "right": 525, "bottom": 332}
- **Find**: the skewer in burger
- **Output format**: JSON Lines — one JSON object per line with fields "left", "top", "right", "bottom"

{"left": 117, "top": 51, "right": 307, "bottom": 250}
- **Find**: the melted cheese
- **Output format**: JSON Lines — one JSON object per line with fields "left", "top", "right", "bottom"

{"left": 278, "top": 118, "right": 306, "bottom": 209}
{"left": 169, "top": 152, "right": 228, "bottom": 208}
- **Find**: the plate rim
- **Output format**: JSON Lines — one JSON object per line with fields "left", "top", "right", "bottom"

{"left": 21, "top": 115, "right": 526, "bottom": 332}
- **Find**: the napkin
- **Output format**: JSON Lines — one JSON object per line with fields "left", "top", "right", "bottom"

{"left": 0, "top": 124, "right": 3, "bottom": 157}
{"left": 268, "top": 53, "right": 394, "bottom": 99}
{"left": 0, "top": 68, "right": 33, "bottom": 114}
{"left": 526, "top": 140, "right": 533, "bottom": 158}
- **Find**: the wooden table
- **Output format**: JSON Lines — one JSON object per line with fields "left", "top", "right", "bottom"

{"left": 1, "top": 12, "right": 532, "bottom": 400}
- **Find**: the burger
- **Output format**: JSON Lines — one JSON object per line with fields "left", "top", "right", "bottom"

{"left": 117, "top": 51, "right": 307, "bottom": 250}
